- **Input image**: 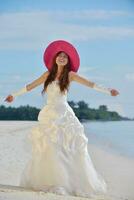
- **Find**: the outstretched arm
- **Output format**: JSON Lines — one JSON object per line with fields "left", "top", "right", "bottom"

{"left": 4, "top": 70, "right": 50, "bottom": 102}
{"left": 70, "top": 71, "right": 119, "bottom": 96}
{"left": 26, "top": 70, "right": 49, "bottom": 91}
{"left": 70, "top": 71, "right": 94, "bottom": 88}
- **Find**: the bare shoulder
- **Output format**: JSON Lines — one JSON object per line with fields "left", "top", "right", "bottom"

{"left": 42, "top": 70, "right": 50, "bottom": 80}
{"left": 42, "top": 70, "right": 50, "bottom": 77}
{"left": 69, "top": 71, "right": 82, "bottom": 82}
{"left": 26, "top": 70, "right": 50, "bottom": 91}
{"left": 69, "top": 70, "right": 94, "bottom": 87}
{"left": 69, "top": 71, "right": 77, "bottom": 82}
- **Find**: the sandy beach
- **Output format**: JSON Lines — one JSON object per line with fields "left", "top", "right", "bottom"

{"left": 88, "top": 143, "right": 134, "bottom": 200}
{"left": 0, "top": 121, "right": 134, "bottom": 200}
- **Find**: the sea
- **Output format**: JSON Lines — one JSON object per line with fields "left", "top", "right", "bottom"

{"left": 0, "top": 120, "right": 134, "bottom": 159}
{"left": 83, "top": 120, "right": 134, "bottom": 159}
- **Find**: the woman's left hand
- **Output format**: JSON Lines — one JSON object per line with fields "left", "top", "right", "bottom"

{"left": 109, "top": 89, "right": 119, "bottom": 96}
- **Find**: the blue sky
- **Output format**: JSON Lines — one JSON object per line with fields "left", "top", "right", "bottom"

{"left": 0, "top": 0, "right": 134, "bottom": 118}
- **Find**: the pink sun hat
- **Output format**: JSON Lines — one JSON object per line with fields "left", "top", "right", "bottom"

{"left": 43, "top": 40, "right": 80, "bottom": 72}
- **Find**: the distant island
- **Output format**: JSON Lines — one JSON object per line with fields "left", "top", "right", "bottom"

{"left": 0, "top": 100, "right": 133, "bottom": 121}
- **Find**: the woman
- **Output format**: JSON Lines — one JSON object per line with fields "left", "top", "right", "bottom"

{"left": 4, "top": 40, "right": 119, "bottom": 198}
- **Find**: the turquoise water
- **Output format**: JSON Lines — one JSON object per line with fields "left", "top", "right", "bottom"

{"left": 83, "top": 121, "right": 134, "bottom": 158}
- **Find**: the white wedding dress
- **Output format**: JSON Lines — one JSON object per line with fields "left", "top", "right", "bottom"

{"left": 19, "top": 80, "right": 107, "bottom": 198}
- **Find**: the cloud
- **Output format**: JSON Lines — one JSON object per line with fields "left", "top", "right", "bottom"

{"left": 49, "top": 10, "right": 134, "bottom": 20}
{"left": 79, "top": 66, "right": 99, "bottom": 73}
{"left": 125, "top": 73, "right": 134, "bottom": 81}
{"left": 78, "top": 67, "right": 112, "bottom": 82}
{"left": 0, "top": 11, "right": 134, "bottom": 50}
{"left": 0, "top": 74, "right": 37, "bottom": 85}
{"left": 89, "top": 76, "right": 112, "bottom": 82}
{"left": 108, "top": 103, "right": 126, "bottom": 117}
{"left": 12, "top": 75, "right": 22, "bottom": 81}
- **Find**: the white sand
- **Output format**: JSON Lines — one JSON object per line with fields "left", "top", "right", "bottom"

{"left": 88, "top": 144, "right": 134, "bottom": 200}
{"left": 0, "top": 121, "right": 134, "bottom": 200}
{"left": 0, "top": 184, "right": 110, "bottom": 200}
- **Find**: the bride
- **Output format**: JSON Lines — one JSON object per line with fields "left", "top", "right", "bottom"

{"left": 4, "top": 40, "right": 119, "bottom": 198}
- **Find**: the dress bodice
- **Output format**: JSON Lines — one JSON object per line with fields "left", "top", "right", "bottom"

{"left": 46, "top": 80, "right": 68, "bottom": 105}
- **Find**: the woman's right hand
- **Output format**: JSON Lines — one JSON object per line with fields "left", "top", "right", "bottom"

{"left": 4, "top": 95, "right": 14, "bottom": 103}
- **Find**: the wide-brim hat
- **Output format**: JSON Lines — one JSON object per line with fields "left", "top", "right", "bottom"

{"left": 43, "top": 40, "right": 80, "bottom": 72}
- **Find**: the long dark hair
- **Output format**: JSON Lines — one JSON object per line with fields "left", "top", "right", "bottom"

{"left": 41, "top": 51, "right": 71, "bottom": 96}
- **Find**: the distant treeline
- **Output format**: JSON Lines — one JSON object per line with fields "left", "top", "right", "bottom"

{"left": 0, "top": 101, "right": 131, "bottom": 121}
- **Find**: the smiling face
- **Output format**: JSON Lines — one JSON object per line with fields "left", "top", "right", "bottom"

{"left": 55, "top": 52, "right": 68, "bottom": 67}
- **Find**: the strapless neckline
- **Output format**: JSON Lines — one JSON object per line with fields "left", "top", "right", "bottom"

{"left": 53, "top": 80, "right": 59, "bottom": 83}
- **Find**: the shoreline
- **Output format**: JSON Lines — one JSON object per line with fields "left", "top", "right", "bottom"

{"left": 88, "top": 139, "right": 134, "bottom": 160}
{"left": 0, "top": 121, "right": 134, "bottom": 200}
{"left": 87, "top": 143, "right": 134, "bottom": 200}
{"left": 0, "top": 143, "right": 133, "bottom": 200}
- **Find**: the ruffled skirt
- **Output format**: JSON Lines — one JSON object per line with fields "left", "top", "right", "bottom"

{"left": 19, "top": 103, "right": 107, "bottom": 198}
